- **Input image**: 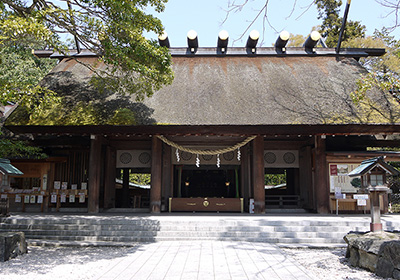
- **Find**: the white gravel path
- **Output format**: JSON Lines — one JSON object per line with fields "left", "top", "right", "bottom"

{"left": 0, "top": 245, "right": 386, "bottom": 280}
{"left": 282, "top": 248, "right": 385, "bottom": 280}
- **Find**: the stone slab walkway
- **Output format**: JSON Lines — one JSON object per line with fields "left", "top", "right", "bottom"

{"left": 94, "top": 241, "right": 317, "bottom": 280}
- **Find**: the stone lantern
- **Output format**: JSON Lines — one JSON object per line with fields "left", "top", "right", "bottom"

{"left": 348, "top": 156, "right": 400, "bottom": 232}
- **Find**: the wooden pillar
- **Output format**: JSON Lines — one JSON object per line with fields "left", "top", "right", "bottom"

{"left": 121, "top": 168, "right": 130, "bottom": 208}
{"left": 162, "top": 144, "right": 172, "bottom": 212}
{"left": 314, "top": 136, "right": 329, "bottom": 214}
{"left": 369, "top": 190, "right": 383, "bottom": 232}
{"left": 88, "top": 135, "right": 102, "bottom": 213}
{"left": 45, "top": 162, "right": 56, "bottom": 212}
{"left": 103, "top": 146, "right": 116, "bottom": 209}
{"left": 252, "top": 135, "right": 265, "bottom": 214}
{"left": 150, "top": 135, "right": 162, "bottom": 213}
{"left": 241, "top": 144, "right": 251, "bottom": 212}
{"left": 299, "top": 146, "right": 313, "bottom": 209}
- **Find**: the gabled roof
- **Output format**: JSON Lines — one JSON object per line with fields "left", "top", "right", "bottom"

{"left": 348, "top": 156, "right": 400, "bottom": 177}
{"left": 7, "top": 47, "right": 399, "bottom": 127}
{"left": 0, "top": 158, "right": 23, "bottom": 176}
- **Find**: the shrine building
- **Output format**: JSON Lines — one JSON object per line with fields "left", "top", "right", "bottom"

{"left": 3, "top": 31, "right": 400, "bottom": 214}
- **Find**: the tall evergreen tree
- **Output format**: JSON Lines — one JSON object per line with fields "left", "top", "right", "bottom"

{"left": 315, "top": 0, "right": 366, "bottom": 47}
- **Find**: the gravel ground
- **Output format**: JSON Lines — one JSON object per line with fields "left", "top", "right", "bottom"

{"left": 282, "top": 248, "right": 386, "bottom": 280}
{"left": 0, "top": 245, "right": 387, "bottom": 280}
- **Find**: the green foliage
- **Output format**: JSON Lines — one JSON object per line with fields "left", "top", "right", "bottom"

{"left": 350, "top": 178, "right": 361, "bottom": 188}
{"left": 342, "top": 28, "right": 400, "bottom": 124}
{"left": 0, "top": 45, "right": 58, "bottom": 108}
{"left": 20, "top": 99, "right": 138, "bottom": 126}
{"left": 286, "top": 34, "right": 307, "bottom": 47}
{"left": 108, "top": 108, "right": 137, "bottom": 125}
{"left": 265, "top": 172, "right": 286, "bottom": 186}
{"left": 0, "top": 0, "right": 174, "bottom": 100}
{"left": 130, "top": 173, "right": 151, "bottom": 185}
{"left": 315, "top": 0, "right": 366, "bottom": 47}
{"left": 0, "top": 42, "right": 58, "bottom": 159}
{"left": 0, "top": 137, "right": 46, "bottom": 159}
{"left": 344, "top": 28, "right": 400, "bottom": 74}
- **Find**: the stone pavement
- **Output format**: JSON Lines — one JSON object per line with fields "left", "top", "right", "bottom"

{"left": 94, "top": 240, "right": 317, "bottom": 280}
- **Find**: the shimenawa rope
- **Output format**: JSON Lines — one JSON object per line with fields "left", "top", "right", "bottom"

{"left": 156, "top": 135, "right": 256, "bottom": 155}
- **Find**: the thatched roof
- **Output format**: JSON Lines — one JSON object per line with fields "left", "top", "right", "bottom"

{"left": 7, "top": 47, "right": 400, "bottom": 126}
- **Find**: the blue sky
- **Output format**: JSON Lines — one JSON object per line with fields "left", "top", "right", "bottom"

{"left": 148, "top": 0, "right": 400, "bottom": 47}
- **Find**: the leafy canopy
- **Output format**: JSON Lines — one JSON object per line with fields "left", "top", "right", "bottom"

{"left": 0, "top": 0, "right": 174, "bottom": 100}
{"left": 0, "top": 43, "right": 57, "bottom": 159}
{"left": 342, "top": 28, "right": 400, "bottom": 124}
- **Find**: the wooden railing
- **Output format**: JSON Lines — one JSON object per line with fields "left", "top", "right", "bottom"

{"left": 265, "top": 195, "right": 301, "bottom": 208}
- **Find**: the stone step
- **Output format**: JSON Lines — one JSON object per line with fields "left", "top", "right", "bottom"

{"left": 0, "top": 223, "right": 369, "bottom": 233}
{"left": 0, "top": 228, "right": 347, "bottom": 239}
{"left": 1, "top": 215, "right": 399, "bottom": 246}
{"left": 0, "top": 219, "right": 379, "bottom": 230}
{"left": 24, "top": 234, "right": 345, "bottom": 244}
{"left": 1, "top": 217, "right": 385, "bottom": 227}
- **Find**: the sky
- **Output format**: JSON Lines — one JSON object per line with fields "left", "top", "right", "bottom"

{"left": 146, "top": 0, "right": 400, "bottom": 47}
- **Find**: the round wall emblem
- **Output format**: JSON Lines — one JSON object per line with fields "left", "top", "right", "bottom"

{"left": 264, "top": 152, "right": 276, "bottom": 164}
{"left": 223, "top": 151, "right": 234, "bottom": 161}
{"left": 283, "top": 152, "right": 296, "bottom": 164}
{"left": 138, "top": 152, "right": 151, "bottom": 164}
{"left": 120, "top": 152, "right": 133, "bottom": 164}
{"left": 202, "top": 150, "right": 213, "bottom": 161}
{"left": 181, "top": 151, "right": 192, "bottom": 161}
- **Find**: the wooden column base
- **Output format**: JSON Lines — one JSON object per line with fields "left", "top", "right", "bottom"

{"left": 370, "top": 223, "right": 383, "bottom": 232}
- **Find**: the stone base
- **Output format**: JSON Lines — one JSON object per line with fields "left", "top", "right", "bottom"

{"left": 0, "top": 232, "right": 28, "bottom": 262}
{"left": 344, "top": 231, "right": 400, "bottom": 279}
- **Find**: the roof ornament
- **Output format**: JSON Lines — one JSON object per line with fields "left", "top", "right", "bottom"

{"left": 187, "top": 30, "right": 199, "bottom": 53}
{"left": 275, "top": 30, "right": 290, "bottom": 54}
{"left": 336, "top": 0, "right": 352, "bottom": 53}
{"left": 217, "top": 30, "right": 229, "bottom": 53}
{"left": 304, "top": 31, "right": 321, "bottom": 53}
{"left": 246, "top": 30, "right": 259, "bottom": 53}
{"left": 158, "top": 31, "right": 170, "bottom": 48}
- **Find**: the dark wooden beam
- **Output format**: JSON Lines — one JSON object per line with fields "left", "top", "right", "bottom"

{"left": 150, "top": 136, "right": 162, "bottom": 213}
{"left": 252, "top": 135, "right": 265, "bottom": 214}
{"left": 7, "top": 124, "right": 400, "bottom": 137}
{"left": 36, "top": 47, "right": 385, "bottom": 59}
